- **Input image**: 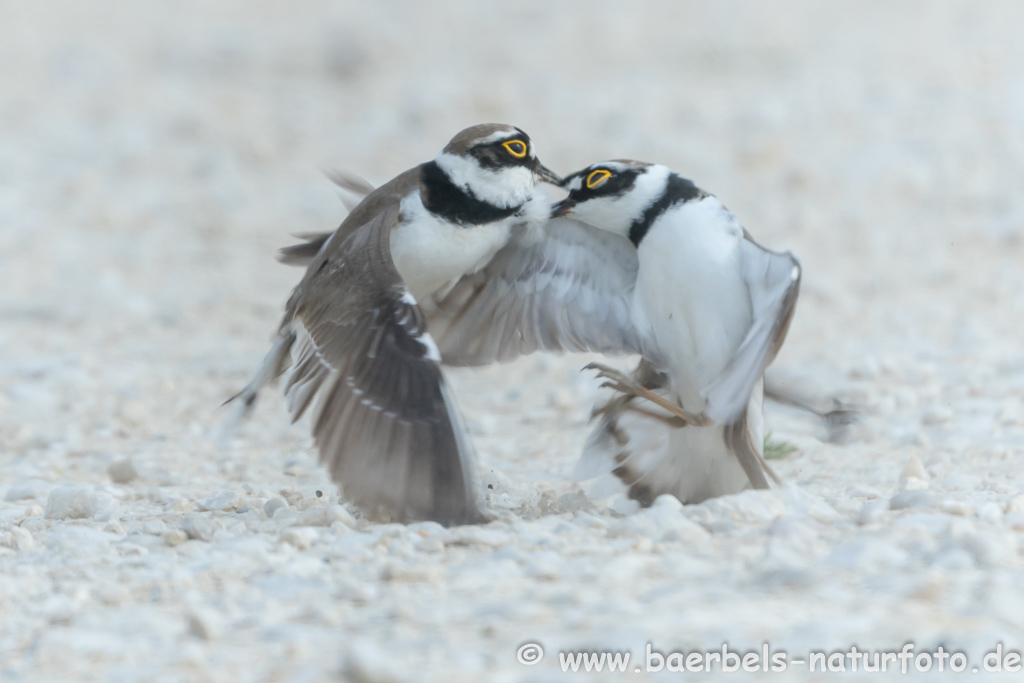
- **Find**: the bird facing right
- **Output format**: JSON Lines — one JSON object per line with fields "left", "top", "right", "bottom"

{"left": 553, "top": 161, "right": 801, "bottom": 506}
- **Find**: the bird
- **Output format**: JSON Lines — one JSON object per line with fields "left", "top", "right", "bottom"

{"left": 229, "top": 124, "right": 561, "bottom": 526}
{"left": 555, "top": 160, "right": 800, "bottom": 504}
{"left": 423, "top": 160, "right": 801, "bottom": 506}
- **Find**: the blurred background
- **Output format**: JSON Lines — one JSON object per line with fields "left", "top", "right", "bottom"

{"left": 2, "top": 0, "right": 1024, "bottom": 680}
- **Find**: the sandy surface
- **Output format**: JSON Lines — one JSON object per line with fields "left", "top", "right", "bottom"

{"left": 2, "top": 1, "right": 1024, "bottom": 680}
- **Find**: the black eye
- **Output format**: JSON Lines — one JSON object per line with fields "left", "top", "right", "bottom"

{"left": 502, "top": 140, "right": 527, "bottom": 158}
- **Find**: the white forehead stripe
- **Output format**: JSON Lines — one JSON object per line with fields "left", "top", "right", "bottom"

{"left": 473, "top": 128, "right": 520, "bottom": 145}
{"left": 599, "top": 161, "right": 633, "bottom": 173}
{"left": 564, "top": 176, "right": 583, "bottom": 192}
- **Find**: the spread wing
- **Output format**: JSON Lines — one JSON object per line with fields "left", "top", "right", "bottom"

{"left": 429, "top": 217, "right": 641, "bottom": 365}
{"left": 281, "top": 204, "right": 482, "bottom": 525}
{"left": 702, "top": 233, "right": 801, "bottom": 423}
{"left": 278, "top": 170, "right": 402, "bottom": 267}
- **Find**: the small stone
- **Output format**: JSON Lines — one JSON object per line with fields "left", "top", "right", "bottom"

{"left": 180, "top": 517, "right": 214, "bottom": 542}
{"left": 344, "top": 641, "right": 406, "bottom": 683}
{"left": 977, "top": 502, "right": 1003, "bottom": 524}
{"left": 0, "top": 527, "right": 34, "bottom": 551}
{"left": 905, "top": 456, "right": 929, "bottom": 483}
{"left": 103, "top": 520, "right": 126, "bottom": 535}
{"left": 329, "top": 505, "right": 358, "bottom": 529}
{"left": 196, "top": 490, "right": 239, "bottom": 512}
{"left": 263, "top": 498, "right": 287, "bottom": 517}
{"left": 44, "top": 486, "right": 115, "bottom": 520}
{"left": 997, "top": 400, "right": 1023, "bottom": 426}
{"left": 1006, "top": 495, "right": 1024, "bottom": 514}
{"left": 921, "top": 405, "right": 953, "bottom": 425}
{"left": 849, "top": 358, "right": 879, "bottom": 379}
{"left": 889, "top": 490, "right": 935, "bottom": 510}
{"left": 611, "top": 496, "right": 710, "bottom": 543}
{"left": 165, "top": 530, "right": 188, "bottom": 546}
{"left": 279, "top": 489, "right": 303, "bottom": 505}
{"left": 1004, "top": 511, "right": 1024, "bottom": 530}
{"left": 932, "top": 548, "right": 975, "bottom": 570}
{"left": 20, "top": 516, "right": 47, "bottom": 533}
{"left": 281, "top": 527, "right": 318, "bottom": 550}
{"left": 940, "top": 500, "right": 972, "bottom": 516}
{"left": 297, "top": 506, "right": 331, "bottom": 527}
{"left": 142, "top": 519, "right": 167, "bottom": 535}
{"left": 336, "top": 579, "right": 378, "bottom": 603}
{"left": 188, "top": 610, "right": 222, "bottom": 640}
{"left": 381, "top": 562, "right": 440, "bottom": 583}
{"left": 4, "top": 479, "right": 52, "bottom": 502}
{"left": 107, "top": 459, "right": 139, "bottom": 484}
{"left": 901, "top": 476, "right": 929, "bottom": 491}
{"left": 858, "top": 499, "right": 888, "bottom": 525}
{"left": 451, "top": 527, "right": 509, "bottom": 548}
{"left": 414, "top": 537, "right": 444, "bottom": 554}
{"left": 45, "top": 526, "right": 113, "bottom": 555}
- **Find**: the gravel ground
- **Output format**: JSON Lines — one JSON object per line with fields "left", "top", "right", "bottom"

{"left": 3, "top": 1, "right": 1024, "bottom": 681}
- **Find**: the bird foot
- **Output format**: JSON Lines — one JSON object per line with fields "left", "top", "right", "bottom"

{"left": 584, "top": 362, "right": 708, "bottom": 427}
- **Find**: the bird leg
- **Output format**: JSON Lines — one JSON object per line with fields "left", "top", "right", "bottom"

{"left": 584, "top": 362, "right": 709, "bottom": 427}
{"left": 591, "top": 398, "right": 689, "bottom": 429}
{"left": 764, "top": 384, "right": 859, "bottom": 443}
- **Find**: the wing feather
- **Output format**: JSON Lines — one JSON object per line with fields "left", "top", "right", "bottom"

{"left": 281, "top": 204, "right": 482, "bottom": 525}
{"left": 702, "top": 234, "right": 801, "bottom": 423}
{"left": 430, "top": 217, "right": 641, "bottom": 365}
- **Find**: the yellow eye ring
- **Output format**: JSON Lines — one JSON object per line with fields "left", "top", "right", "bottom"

{"left": 502, "top": 140, "right": 527, "bottom": 158}
{"left": 586, "top": 169, "right": 612, "bottom": 189}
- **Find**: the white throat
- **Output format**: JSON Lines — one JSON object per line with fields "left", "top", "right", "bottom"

{"left": 571, "top": 165, "right": 672, "bottom": 239}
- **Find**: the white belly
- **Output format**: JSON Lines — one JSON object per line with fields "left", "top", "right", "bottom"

{"left": 391, "top": 193, "right": 512, "bottom": 302}
{"left": 631, "top": 197, "right": 752, "bottom": 410}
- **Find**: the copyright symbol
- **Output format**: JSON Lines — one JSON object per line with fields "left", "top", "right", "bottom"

{"left": 517, "top": 642, "right": 544, "bottom": 665}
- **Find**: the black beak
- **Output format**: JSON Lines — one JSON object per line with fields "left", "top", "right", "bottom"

{"left": 533, "top": 162, "right": 561, "bottom": 186}
{"left": 551, "top": 197, "right": 576, "bottom": 218}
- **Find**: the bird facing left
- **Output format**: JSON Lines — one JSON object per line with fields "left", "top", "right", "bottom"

{"left": 228, "top": 124, "right": 561, "bottom": 526}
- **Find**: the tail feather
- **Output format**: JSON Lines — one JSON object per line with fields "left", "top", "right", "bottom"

{"left": 722, "top": 410, "right": 773, "bottom": 490}
{"left": 220, "top": 331, "right": 296, "bottom": 438}
{"left": 278, "top": 233, "right": 333, "bottom": 266}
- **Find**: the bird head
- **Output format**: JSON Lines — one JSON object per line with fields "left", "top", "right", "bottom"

{"left": 552, "top": 161, "right": 673, "bottom": 240}
{"left": 434, "top": 124, "right": 560, "bottom": 208}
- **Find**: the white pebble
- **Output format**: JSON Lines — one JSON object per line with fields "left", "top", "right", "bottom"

{"left": 180, "top": 517, "right": 215, "bottom": 542}
{"left": 187, "top": 609, "right": 223, "bottom": 640}
{"left": 263, "top": 498, "right": 287, "bottom": 517}
{"left": 44, "top": 486, "right": 115, "bottom": 520}
{"left": 45, "top": 526, "right": 114, "bottom": 555}
{"left": 901, "top": 454, "right": 930, "bottom": 481}
{"left": 164, "top": 530, "right": 188, "bottom": 547}
{"left": 921, "top": 405, "right": 953, "bottom": 425}
{"left": 0, "top": 527, "right": 35, "bottom": 551}
{"left": 858, "top": 499, "right": 888, "bottom": 525}
{"left": 901, "top": 476, "right": 929, "bottom": 491}
{"left": 3, "top": 479, "right": 53, "bottom": 502}
{"left": 281, "top": 527, "right": 318, "bottom": 550}
{"left": 196, "top": 490, "right": 239, "bottom": 512}
{"left": 107, "top": 458, "right": 139, "bottom": 484}
{"left": 344, "top": 640, "right": 406, "bottom": 683}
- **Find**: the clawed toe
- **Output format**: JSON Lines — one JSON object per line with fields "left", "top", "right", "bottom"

{"left": 584, "top": 362, "right": 709, "bottom": 428}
